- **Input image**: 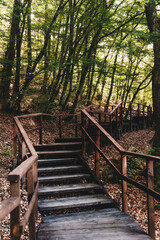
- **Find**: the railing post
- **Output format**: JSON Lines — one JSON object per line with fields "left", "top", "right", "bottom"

{"left": 27, "top": 167, "right": 36, "bottom": 240}
{"left": 39, "top": 115, "right": 42, "bottom": 144}
{"left": 81, "top": 112, "right": 86, "bottom": 158}
{"left": 95, "top": 129, "right": 100, "bottom": 179}
{"left": 59, "top": 116, "right": 62, "bottom": 139}
{"left": 147, "top": 159, "right": 155, "bottom": 240}
{"left": 13, "top": 122, "right": 18, "bottom": 159}
{"left": 33, "top": 160, "right": 38, "bottom": 218}
{"left": 22, "top": 141, "right": 26, "bottom": 161}
{"left": 10, "top": 181, "right": 20, "bottom": 240}
{"left": 121, "top": 154, "right": 128, "bottom": 214}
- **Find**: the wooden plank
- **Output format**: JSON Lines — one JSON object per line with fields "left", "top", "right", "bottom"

{"left": 37, "top": 150, "right": 81, "bottom": 155}
{"left": 38, "top": 194, "right": 115, "bottom": 212}
{"left": 20, "top": 182, "right": 39, "bottom": 234}
{"left": 38, "top": 173, "right": 92, "bottom": 183}
{"left": 82, "top": 109, "right": 124, "bottom": 152}
{"left": 37, "top": 208, "right": 151, "bottom": 240}
{"left": 14, "top": 117, "right": 37, "bottom": 156}
{"left": 8, "top": 155, "right": 38, "bottom": 182}
{"left": 38, "top": 183, "right": 102, "bottom": 195}
{"left": 38, "top": 157, "right": 78, "bottom": 164}
{"left": 38, "top": 165, "right": 85, "bottom": 173}
{"left": 0, "top": 197, "right": 20, "bottom": 221}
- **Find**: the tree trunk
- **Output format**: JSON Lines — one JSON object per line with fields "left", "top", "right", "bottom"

{"left": 145, "top": 1, "right": 160, "bottom": 147}
{"left": 0, "top": 0, "right": 20, "bottom": 110}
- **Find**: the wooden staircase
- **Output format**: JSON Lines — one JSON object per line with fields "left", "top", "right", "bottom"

{"left": 36, "top": 139, "right": 151, "bottom": 239}
{"left": 36, "top": 139, "right": 115, "bottom": 214}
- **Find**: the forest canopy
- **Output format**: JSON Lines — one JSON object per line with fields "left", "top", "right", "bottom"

{"left": 0, "top": 0, "right": 154, "bottom": 113}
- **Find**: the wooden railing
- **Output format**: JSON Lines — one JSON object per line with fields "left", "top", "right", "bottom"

{"left": 0, "top": 115, "right": 38, "bottom": 239}
{"left": 87, "top": 102, "right": 152, "bottom": 135}
{"left": 16, "top": 113, "right": 81, "bottom": 145}
{"left": 82, "top": 108, "right": 159, "bottom": 240}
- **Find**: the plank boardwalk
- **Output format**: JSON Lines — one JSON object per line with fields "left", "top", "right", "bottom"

{"left": 36, "top": 140, "right": 152, "bottom": 240}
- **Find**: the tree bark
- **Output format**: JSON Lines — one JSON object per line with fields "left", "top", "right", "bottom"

{"left": 145, "top": 1, "right": 160, "bottom": 147}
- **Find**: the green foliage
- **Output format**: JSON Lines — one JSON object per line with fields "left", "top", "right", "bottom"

{"left": 127, "top": 155, "right": 145, "bottom": 178}
{"left": 1, "top": 144, "right": 13, "bottom": 158}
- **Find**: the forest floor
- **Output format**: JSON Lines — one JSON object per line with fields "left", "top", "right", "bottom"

{"left": 0, "top": 111, "right": 160, "bottom": 239}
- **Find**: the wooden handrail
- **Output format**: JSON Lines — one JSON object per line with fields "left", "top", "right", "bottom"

{"left": 14, "top": 116, "right": 37, "bottom": 156}
{"left": 81, "top": 109, "right": 159, "bottom": 240}
{"left": 109, "top": 101, "right": 122, "bottom": 115}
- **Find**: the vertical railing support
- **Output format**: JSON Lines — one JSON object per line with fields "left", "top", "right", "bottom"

{"left": 39, "top": 115, "right": 42, "bottom": 144}
{"left": 147, "top": 159, "right": 155, "bottom": 240}
{"left": 81, "top": 112, "right": 86, "bottom": 158}
{"left": 13, "top": 122, "right": 18, "bottom": 159}
{"left": 27, "top": 167, "right": 36, "bottom": 240}
{"left": 10, "top": 181, "right": 20, "bottom": 240}
{"left": 95, "top": 129, "right": 100, "bottom": 179}
{"left": 121, "top": 154, "right": 128, "bottom": 214}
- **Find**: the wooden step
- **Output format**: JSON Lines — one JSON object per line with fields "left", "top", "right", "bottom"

{"left": 55, "top": 138, "right": 81, "bottom": 143}
{"left": 38, "top": 158, "right": 79, "bottom": 167}
{"left": 37, "top": 150, "right": 81, "bottom": 159}
{"left": 38, "top": 194, "right": 115, "bottom": 212}
{"left": 35, "top": 142, "right": 82, "bottom": 151}
{"left": 37, "top": 208, "right": 151, "bottom": 240}
{"left": 38, "top": 165, "right": 85, "bottom": 175}
{"left": 38, "top": 183, "right": 103, "bottom": 196}
{"left": 38, "top": 173, "right": 92, "bottom": 183}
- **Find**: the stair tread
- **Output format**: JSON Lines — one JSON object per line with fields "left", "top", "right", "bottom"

{"left": 38, "top": 173, "right": 92, "bottom": 182}
{"left": 35, "top": 142, "right": 82, "bottom": 147}
{"left": 38, "top": 158, "right": 78, "bottom": 163}
{"left": 37, "top": 150, "right": 81, "bottom": 154}
{"left": 38, "top": 183, "right": 103, "bottom": 195}
{"left": 38, "top": 165, "right": 85, "bottom": 172}
{"left": 38, "top": 194, "right": 114, "bottom": 211}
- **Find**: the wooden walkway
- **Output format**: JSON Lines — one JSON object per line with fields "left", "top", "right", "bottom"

{"left": 2, "top": 103, "right": 159, "bottom": 240}
{"left": 36, "top": 140, "right": 151, "bottom": 240}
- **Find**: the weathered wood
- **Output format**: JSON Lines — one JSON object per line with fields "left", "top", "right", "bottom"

{"left": 20, "top": 182, "right": 39, "bottom": 236}
{"left": 82, "top": 109, "right": 124, "bottom": 152}
{"left": 8, "top": 155, "right": 38, "bottom": 182}
{"left": 0, "top": 197, "right": 20, "bottom": 221}
{"left": 38, "top": 194, "right": 115, "bottom": 212}
{"left": 38, "top": 173, "right": 92, "bottom": 183}
{"left": 27, "top": 167, "right": 36, "bottom": 240}
{"left": 95, "top": 129, "right": 100, "bottom": 179}
{"left": 37, "top": 208, "right": 151, "bottom": 240}
{"left": 37, "top": 150, "right": 81, "bottom": 156}
{"left": 14, "top": 117, "right": 37, "bottom": 156}
{"left": 10, "top": 181, "right": 20, "bottom": 240}
{"left": 38, "top": 165, "right": 85, "bottom": 174}
{"left": 81, "top": 112, "right": 86, "bottom": 157}
{"left": 121, "top": 154, "right": 128, "bottom": 214}
{"left": 147, "top": 160, "right": 155, "bottom": 240}
{"left": 38, "top": 183, "right": 102, "bottom": 196}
